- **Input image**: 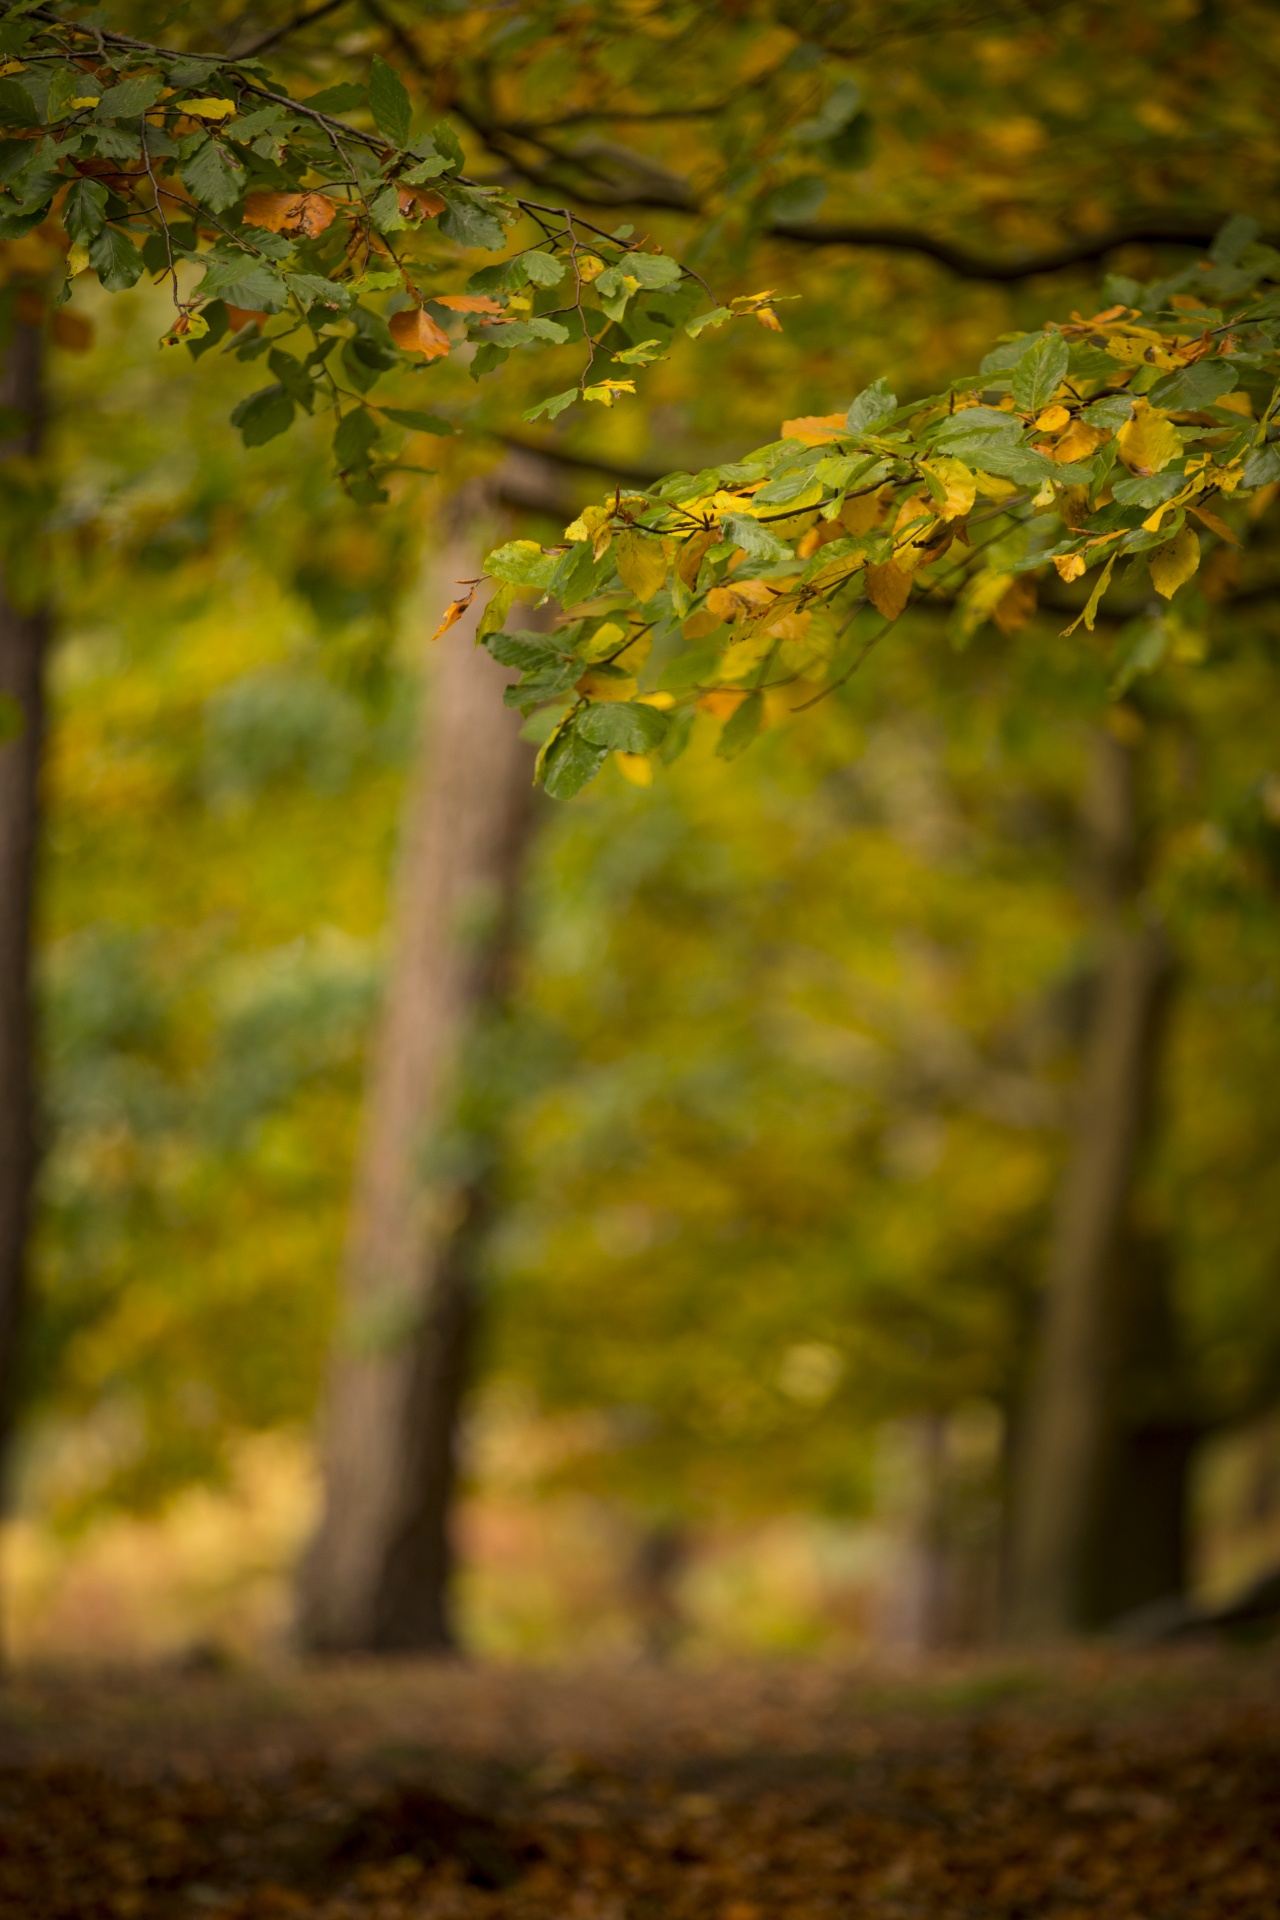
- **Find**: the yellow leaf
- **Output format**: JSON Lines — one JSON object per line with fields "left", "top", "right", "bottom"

{"left": 575, "top": 255, "right": 605, "bottom": 281}
{"left": 677, "top": 527, "right": 719, "bottom": 589}
{"left": 755, "top": 307, "right": 782, "bottom": 331}
{"left": 1051, "top": 420, "right": 1108, "bottom": 464}
{"left": 972, "top": 470, "right": 1018, "bottom": 500}
{"left": 1062, "top": 553, "right": 1117, "bottom": 636}
{"left": 766, "top": 608, "right": 812, "bottom": 642}
{"left": 839, "top": 489, "right": 890, "bottom": 535}
{"left": 1035, "top": 405, "right": 1071, "bottom": 432}
{"left": 865, "top": 560, "right": 913, "bottom": 621}
{"left": 1116, "top": 400, "right": 1182, "bottom": 475}
{"left": 616, "top": 753, "right": 654, "bottom": 786}
{"left": 705, "top": 580, "right": 774, "bottom": 623}
{"left": 1149, "top": 525, "right": 1200, "bottom": 599}
{"left": 182, "top": 96, "right": 237, "bottom": 119}
{"left": 920, "top": 456, "right": 976, "bottom": 521}
{"left": 782, "top": 412, "right": 846, "bottom": 444}
{"left": 615, "top": 530, "right": 667, "bottom": 602}
{"left": 577, "top": 668, "right": 637, "bottom": 700}
{"left": 564, "top": 503, "right": 612, "bottom": 543}
{"left": 682, "top": 609, "right": 723, "bottom": 639}
{"left": 1054, "top": 552, "right": 1087, "bottom": 582}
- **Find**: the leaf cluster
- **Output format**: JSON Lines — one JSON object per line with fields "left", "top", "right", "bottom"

{"left": 481, "top": 225, "right": 1280, "bottom": 793}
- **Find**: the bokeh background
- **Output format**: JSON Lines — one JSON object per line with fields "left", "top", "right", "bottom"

{"left": 5, "top": 0, "right": 1280, "bottom": 1668}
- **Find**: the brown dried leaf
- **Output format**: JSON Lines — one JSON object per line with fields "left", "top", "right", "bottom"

{"left": 389, "top": 307, "right": 451, "bottom": 359}
{"left": 242, "top": 191, "right": 337, "bottom": 238}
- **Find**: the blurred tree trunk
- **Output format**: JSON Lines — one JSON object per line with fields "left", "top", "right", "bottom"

{"left": 298, "top": 472, "right": 547, "bottom": 1654}
{"left": 0, "top": 318, "right": 47, "bottom": 1512}
{"left": 1005, "top": 726, "right": 1186, "bottom": 1640}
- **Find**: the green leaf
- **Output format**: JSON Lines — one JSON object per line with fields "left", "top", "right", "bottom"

{"left": 88, "top": 226, "right": 144, "bottom": 292}
{"left": 979, "top": 333, "right": 1038, "bottom": 375}
{"left": 181, "top": 135, "right": 246, "bottom": 213}
{"left": 540, "top": 720, "right": 608, "bottom": 799}
{"left": 0, "top": 201, "right": 49, "bottom": 240}
{"left": 369, "top": 55, "right": 412, "bottom": 147}
{"left": 231, "top": 384, "right": 295, "bottom": 446}
{"left": 845, "top": 377, "right": 897, "bottom": 433}
{"left": 477, "top": 582, "right": 518, "bottom": 643}
{"left": 486, "top": 540, "right": 557, "bottom": 589}
{"left": 303, "top": 82, "right": 366, "bottom": 114}
{"left": 523, "top": 250, "right": 566, "bottom": 287}
{"left": 197, "top": 259, "right": 288, "bottom": 312}
{"left": 63, "top": 176, "right": 108, "bottom": 245}
{"left": 430, "top": 120, "right": 465, "bottom": 170}
{"left": 720, "top": 513, "right": 794, "bottom": 563}
{"left": 334, "top": 407, "right": 381, "bottom": 471}
{"left": 367, "top": 182, "right": 408, "bottom": 232}
{"left": 716, "top": 690, "right": 763, "bottom": 759}
{"left": 686, "top": 306, "right": 731, "bottom": 337}
{"left": 577, "top": 701, "right": 670, "bottom": 752}
{"left": 284, "top": 271, "right": 351, "bottom": 312}
{"left": 0, "top": 79, "right": 39, "bottom": 129}
{"left": 487, "top": 629, "right": 566, "bottom": 668}
{"left": 437, "top": 184, "right": 506, "bottom": 250}
{"left": 485, "top": 317, "right": 570, "bottom": 348}
{"left": 1011, "top": 331, "right": 1069, "bottom": 412}
{"left": 1210, "top": 214, "right": 1260, "bottom": 268}
{"left": 48, "top": 66, "right": 98, "bottom": 121}
{"left": 1146, "top": 361, "right": 1238, "bottom": 411}
{"left": 268, "top": 348, "right": 316, "bottom": 410}
{"left": 624, "top": 251, "right": 682, "bottom": 289}
{"left": 1082, "top": 393, "right": 1135, "bottom": 429}
{"left": 95, "top": 75, "right": 165, "bottom": 120}
{"left": 523, "top": 388, "right": 579, "bottom": 423}
{"left": 380, "top": 407, "right": 456, "bottom": 434}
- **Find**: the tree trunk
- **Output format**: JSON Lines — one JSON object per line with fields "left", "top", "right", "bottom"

{"left": 1005, "top": 728, "right": 1179, "bottom": 1641}
{"left": 0, "top": 318, "right": 47, "bottom": 1507}
{"left": 298, "top": 477, "right": 543, "bottom": 1654}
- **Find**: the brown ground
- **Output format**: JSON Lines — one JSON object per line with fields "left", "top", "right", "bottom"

{"left": 0, "top": 1649, "right": 1277, "bottom": 1918}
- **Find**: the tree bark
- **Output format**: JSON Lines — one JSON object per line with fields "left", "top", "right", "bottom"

{"left": 0, "top": 318, "right": 47, "bottom": 1507}
{"left": 1005, "top": 729, "right": 1178, "bottom": 1641}
{"left": 298, "top": 477, "right": 542, "bottom": 1653}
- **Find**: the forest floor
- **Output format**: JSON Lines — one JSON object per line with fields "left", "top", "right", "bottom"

{"left": 0, "top": 1647, "right": 1277, "bottom": 1918}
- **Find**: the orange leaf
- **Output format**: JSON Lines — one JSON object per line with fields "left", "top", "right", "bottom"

{"left": 396, "top": 185, "right": 446, "bottom": 222}
{"left": 389, "top": 307, "right": 451, "bottom": 359}
{"left": 865, "top": 560, "right": 912, "bottom": 621}
{"left": 243, "top": 191, "right": 336, "bottom": 237}
{"left": 755, "top": 307, "right": 782, "bottom": 332}
{"left": 433, "top": 294, "right": 505, "bottom": 315}
{"left": 430, "top": 584, "right": 476, "bottom": 640}
{"left": 1188, "top": 502, "right": 1242, "bottom": 546}
{"left": 225, "top": 305, "right": 266, "bottom": 332}
{"left": 782, "top": 412, "right": 846, "bottom": 445}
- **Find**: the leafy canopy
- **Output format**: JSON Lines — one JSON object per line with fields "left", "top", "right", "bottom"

{"left": 478, "top": 226, "right": 1280, "bottom": 796}
{"left": 0, "top": 1, "right": 757, "bottom": 499}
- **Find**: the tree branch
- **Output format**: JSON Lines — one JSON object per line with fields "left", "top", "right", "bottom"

{"left": 231, "top": 0, "right": 353, "bottom": 60}
{"left": 767, "top": 219, "right": 1240, "bottom": 282}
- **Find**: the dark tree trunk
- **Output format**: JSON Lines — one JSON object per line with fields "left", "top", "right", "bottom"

{"left": 298, "top": 477, "right": 543, "bottom": 1654}
{"left": 0, "top": 319, "right": 47, "bottom": 1507}
{"left": 1005, "top": 728, "right": 1184, "bottom": 1640}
